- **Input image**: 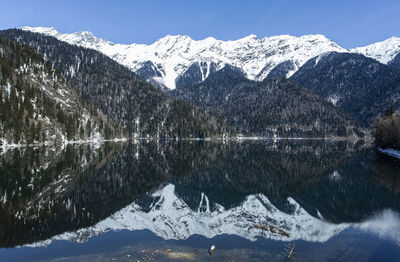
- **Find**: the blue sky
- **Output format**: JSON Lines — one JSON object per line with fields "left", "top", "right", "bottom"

{"left": 1, "top": 0, "right": 399, "bottom": 48}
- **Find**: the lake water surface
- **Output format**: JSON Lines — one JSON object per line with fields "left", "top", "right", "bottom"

{"left": 0, "top": 140, "right": 399, "bottom": 261}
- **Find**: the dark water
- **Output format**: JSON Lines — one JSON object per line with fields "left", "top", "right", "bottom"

{"left": 0, "top": 140, "right": 399, "bottom": 261}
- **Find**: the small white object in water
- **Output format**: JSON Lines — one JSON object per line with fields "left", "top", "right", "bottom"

{"left": 208, "top": 245, "right": 216, "bottom": 255}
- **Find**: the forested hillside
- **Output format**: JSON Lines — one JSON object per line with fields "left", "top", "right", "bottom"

{"left": 0, "top": 38, "right": 124, "bottom": 145}
{"left": 170, "top": 66, "right": 366, "bottom": 138}
{"left": 291, "top": 52, "right": 400, "bottom": 125}
{"left": 0, "top": 29, "right": 233, "bottom": 139}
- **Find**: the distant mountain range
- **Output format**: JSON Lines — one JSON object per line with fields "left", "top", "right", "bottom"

{"left": 21, "top": 27, "right": 400, "bottom": 90}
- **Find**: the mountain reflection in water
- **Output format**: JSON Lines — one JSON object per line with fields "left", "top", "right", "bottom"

{"left": 0, "top": 140, "right": 399, "bottom": 252}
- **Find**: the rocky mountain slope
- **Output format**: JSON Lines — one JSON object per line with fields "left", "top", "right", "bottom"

{"left": 0, "top": 38, "right": 123, "bottom": 145}
{"left": 290, "top": 52, "right": 400, "bottom": 125}
{"left": 0, "top": 29, "right": 233, "bottom": 139}
{"left": 170, "top": 66, "right": 365, "bottom": 138}
{"left": 21, "top": 26, "right": 347, "bottom": 90}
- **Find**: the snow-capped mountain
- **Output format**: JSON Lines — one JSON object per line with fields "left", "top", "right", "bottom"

{"left": 26, "top": 184, "right": 400, "bottom": 247}
{"left": 351, "top": 36, "right": 400, "bottom": 64}
{"left": 21, "top": 26, "right": 346, "bottom": 90}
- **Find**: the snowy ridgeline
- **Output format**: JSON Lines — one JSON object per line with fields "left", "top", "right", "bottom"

{"left": 26, "top": 183, "right": 400, "bottom": 247}
{"left": 21, "top": 27, "right": 400, "bottom": 90}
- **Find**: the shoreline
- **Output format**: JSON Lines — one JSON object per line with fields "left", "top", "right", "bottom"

{"left": 0, "top": 136, "right": 369, "bottom": 151}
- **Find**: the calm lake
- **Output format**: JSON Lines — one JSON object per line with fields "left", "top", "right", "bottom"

{"left": 0, "top": 140, "right": 399, "bottom": 261}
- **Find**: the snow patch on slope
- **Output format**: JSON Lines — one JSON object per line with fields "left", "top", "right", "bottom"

{"left": 327, "top": 95, "right": 340, "bottom": 106}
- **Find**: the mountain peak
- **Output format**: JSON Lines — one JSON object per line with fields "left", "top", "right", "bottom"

{"left": 70, "top": 30, "right": 102, "bottom": 44}
{"left": 239, "top": 34, "right": 258, "bottom": 41}
{"left": 21, "top": 26, "right": 112, "bottom": 48}
{"left": 156, "top": 34, "right": 193, "bottom": 43}
{"left": 75, "top": 31, "right": 95, "bottom": 37}
{"left": 21, "top": 26, "right": 59, "bottom": 36}
{"left": 203, "top": 36, "right": 217, "bottom": 42}
{"left": 351, "top": 36, "right": 400, "bottom": 64}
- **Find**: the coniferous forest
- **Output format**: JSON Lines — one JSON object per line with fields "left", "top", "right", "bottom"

{"left": 373, "top": 110, "right": 400, "bottom": 149}
{"left": 170, "top": 66, "right": 366, "bottom": 138}
{"left": 0, "top": 38, "right": 124, "bottom": 145}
